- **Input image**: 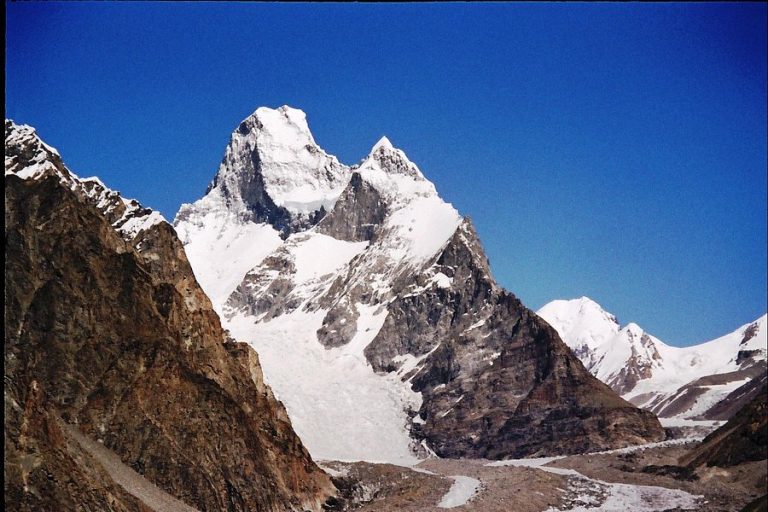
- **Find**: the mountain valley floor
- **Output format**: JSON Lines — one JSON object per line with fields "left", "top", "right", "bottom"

{"left": 320, "top": 435, "right": 766, "bottom": 512}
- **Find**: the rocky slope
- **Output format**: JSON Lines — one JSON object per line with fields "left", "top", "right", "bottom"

{"left": 538, "top": 297, "right": 767, "bottom": 420}
{"left": 4, "top": 120, "right": 333, "bottom": 511}
{"left": 681, "top": 384, "right": 767, "bottom": 468}
{"left": 175, "top": 106, "right": 664, "bottom": 462}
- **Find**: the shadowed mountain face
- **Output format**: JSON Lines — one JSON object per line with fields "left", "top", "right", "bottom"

{"left": 682, "top": 385, "right": 768, "bottom": 468}
{"left": 176, "top": 106, "right": 665, "bottom": 461}
{"left": 4, "top": 121, "right": 333, "bottom": 511}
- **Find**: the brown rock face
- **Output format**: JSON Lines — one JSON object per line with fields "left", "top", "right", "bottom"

{"left": 367, "top": 220, "right": 664, "bottom": 458}
{"left": 701, "top": 373, "right": 768, "bottom": 421}
{"left": 682, "top": 384, "right": 768, "bottom": 468}
{"left": 4, "top": 125, "right": 333, "bottom": 510}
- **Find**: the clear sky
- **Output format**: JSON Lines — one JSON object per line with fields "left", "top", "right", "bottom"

{"left": 6, "top": 2, "right": 767, "bottom": 346}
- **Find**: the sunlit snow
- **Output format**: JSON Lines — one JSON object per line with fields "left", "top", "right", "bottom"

{"left": 226, "top": 307, "right": 420, "bottom": 465}
{"left": 437, "top": 475, "right": 481, "bottom": 508}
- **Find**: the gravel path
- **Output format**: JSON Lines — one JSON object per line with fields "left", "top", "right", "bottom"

{"left": 65, "top": 425, "right": 199, "bottom": 512}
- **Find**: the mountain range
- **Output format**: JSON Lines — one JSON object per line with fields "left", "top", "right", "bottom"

{"left": 174, "top": 105, "right": 663, "bottom": 462}
{"left": 537, "top": 297, "right": 766, "bottom": 420}
{"left": 5, "top": 107, "right": 765, "bottom": 511}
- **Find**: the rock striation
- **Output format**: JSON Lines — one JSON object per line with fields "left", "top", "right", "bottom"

{"left": 4, "top": 120, "right": 333, "bottom": 511}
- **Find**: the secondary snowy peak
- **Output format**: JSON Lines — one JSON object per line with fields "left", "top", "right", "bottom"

{"left": 538, "top": 297, "right": 768, "bottom": 419}
{"left": 539, "top": 298, "right": 665, "bottom": 394}
{"left": 354, "top": 135, "right": 436, "bottom": 202}
{"left": 4, "top": 120, "right": 166, "bottom": 242}
{"left": 537, "top": 297, "right": 621, "bottom": 354}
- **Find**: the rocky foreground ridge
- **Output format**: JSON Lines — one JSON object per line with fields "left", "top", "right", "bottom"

{"left": 4, "top": 120, "right": 333, "bottom": 511}
{"left": 175, "top": 106, "right": 665, "bottom": 460}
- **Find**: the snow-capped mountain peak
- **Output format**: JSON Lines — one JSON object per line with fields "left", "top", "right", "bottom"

{"left": 204, "top": 105, "right": 350, "bottom": 220}
{"left": 353, "top": 136, "right": 437, "bottom": 203}
{"left": 371, "top": 135, "right": 394, "bottom": 152}
{"left": 362, "top": 135, "right": 424, "bottom": 178}
{"left": 538, "top": 297, "right": 767, "bottom": 420}
{"left": 173, "top": 106, "right": 354, "bottom": 303}
{"left": 537, "top": 296, "right": 620, "bottom": 354}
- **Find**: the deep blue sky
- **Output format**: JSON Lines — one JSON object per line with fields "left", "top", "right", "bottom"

{"left": 6, "top": 3, "right": 767, "bottom": 346}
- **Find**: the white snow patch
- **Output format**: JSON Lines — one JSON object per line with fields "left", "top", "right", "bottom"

{"left": 659, "top": 418, "right": 724, "bottom": 428}
{"left": 174, "top": 202, "right": 282, "bottom": 309}
{"left": 393, "top": 343, "right": 442, "bottom": 379}
{"left": 546, "top": 481, "right": 700, "bottom": 512}
{"left": 385, "top": 196, "right": 462, "bottom": 264}
{"left": 487, "top": 453, "right": 701, "bottom": 511}
{"left": 437, "top": 476, "right": 481, "bottom": 508}
{"left": 593, "top": 437, "right": 705, "bottom": 456}
{"left": 466, "top": 319, "right": 486, "bottom": 331}
{"left": 486, "top": 455, "right": 568, "bottom": 469}
{"left": 118, "top": 210, "right": 166, "bottom": 238}
{"left": 430, "top": 272, "right": 453, "bottom": 289}
{"left": 316, "top": 462, "right": 349, "bottom": 478}
{"left": 225, "top": 306, "right": 420, "bottom": 465}
{"left": 289, "top": 233, "right": 368, "bottom": 283}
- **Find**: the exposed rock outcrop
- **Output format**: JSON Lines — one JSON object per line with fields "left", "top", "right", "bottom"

{"left": 4, "top": 121, "right": 333, "bottom": 511}
{"left": 681, "top": 384, "right": 768, "bottom": 468}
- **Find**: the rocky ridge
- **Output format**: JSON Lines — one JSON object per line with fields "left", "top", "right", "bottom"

{"left": 4, "top": 120, "right": 333, "bottom": 511}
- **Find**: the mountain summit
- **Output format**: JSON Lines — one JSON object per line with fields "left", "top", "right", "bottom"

{"left": 175, "top": 107, "right": 664, "bottom": 462}
{"left": 538, "top": 297, "right": 767, "bottom": 420}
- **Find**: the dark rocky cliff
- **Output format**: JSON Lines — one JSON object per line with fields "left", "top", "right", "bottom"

{"left": 367, "top": 220, "right": 665, "bottom": 458}
{"left": 4, "top": 123, "right": 333, "bottom": 511}
{"left": 682, "top": 384, "right": 768, "bottom": 468}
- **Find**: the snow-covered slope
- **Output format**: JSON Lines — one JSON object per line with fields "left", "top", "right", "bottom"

{"left": 175, "top": 107, "right": 461, "bottom": 463}
{"left": 537, "top": 297, "right": 767, "bottom": 419}
{"left": 176, "top": 106, "right": 665, "bottom": 462}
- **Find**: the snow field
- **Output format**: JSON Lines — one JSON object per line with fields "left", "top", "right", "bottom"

{"left": 487, "top": 454, "right": 701, "bottom": 512}
{"left": 226, "top": 306, "right": 420, "bottom": 465}
{"left": 174, "top": 204, "right": 283, "bottom": 309}
{"left": 437, "top": 475, "right": 482, "bottom": 508}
